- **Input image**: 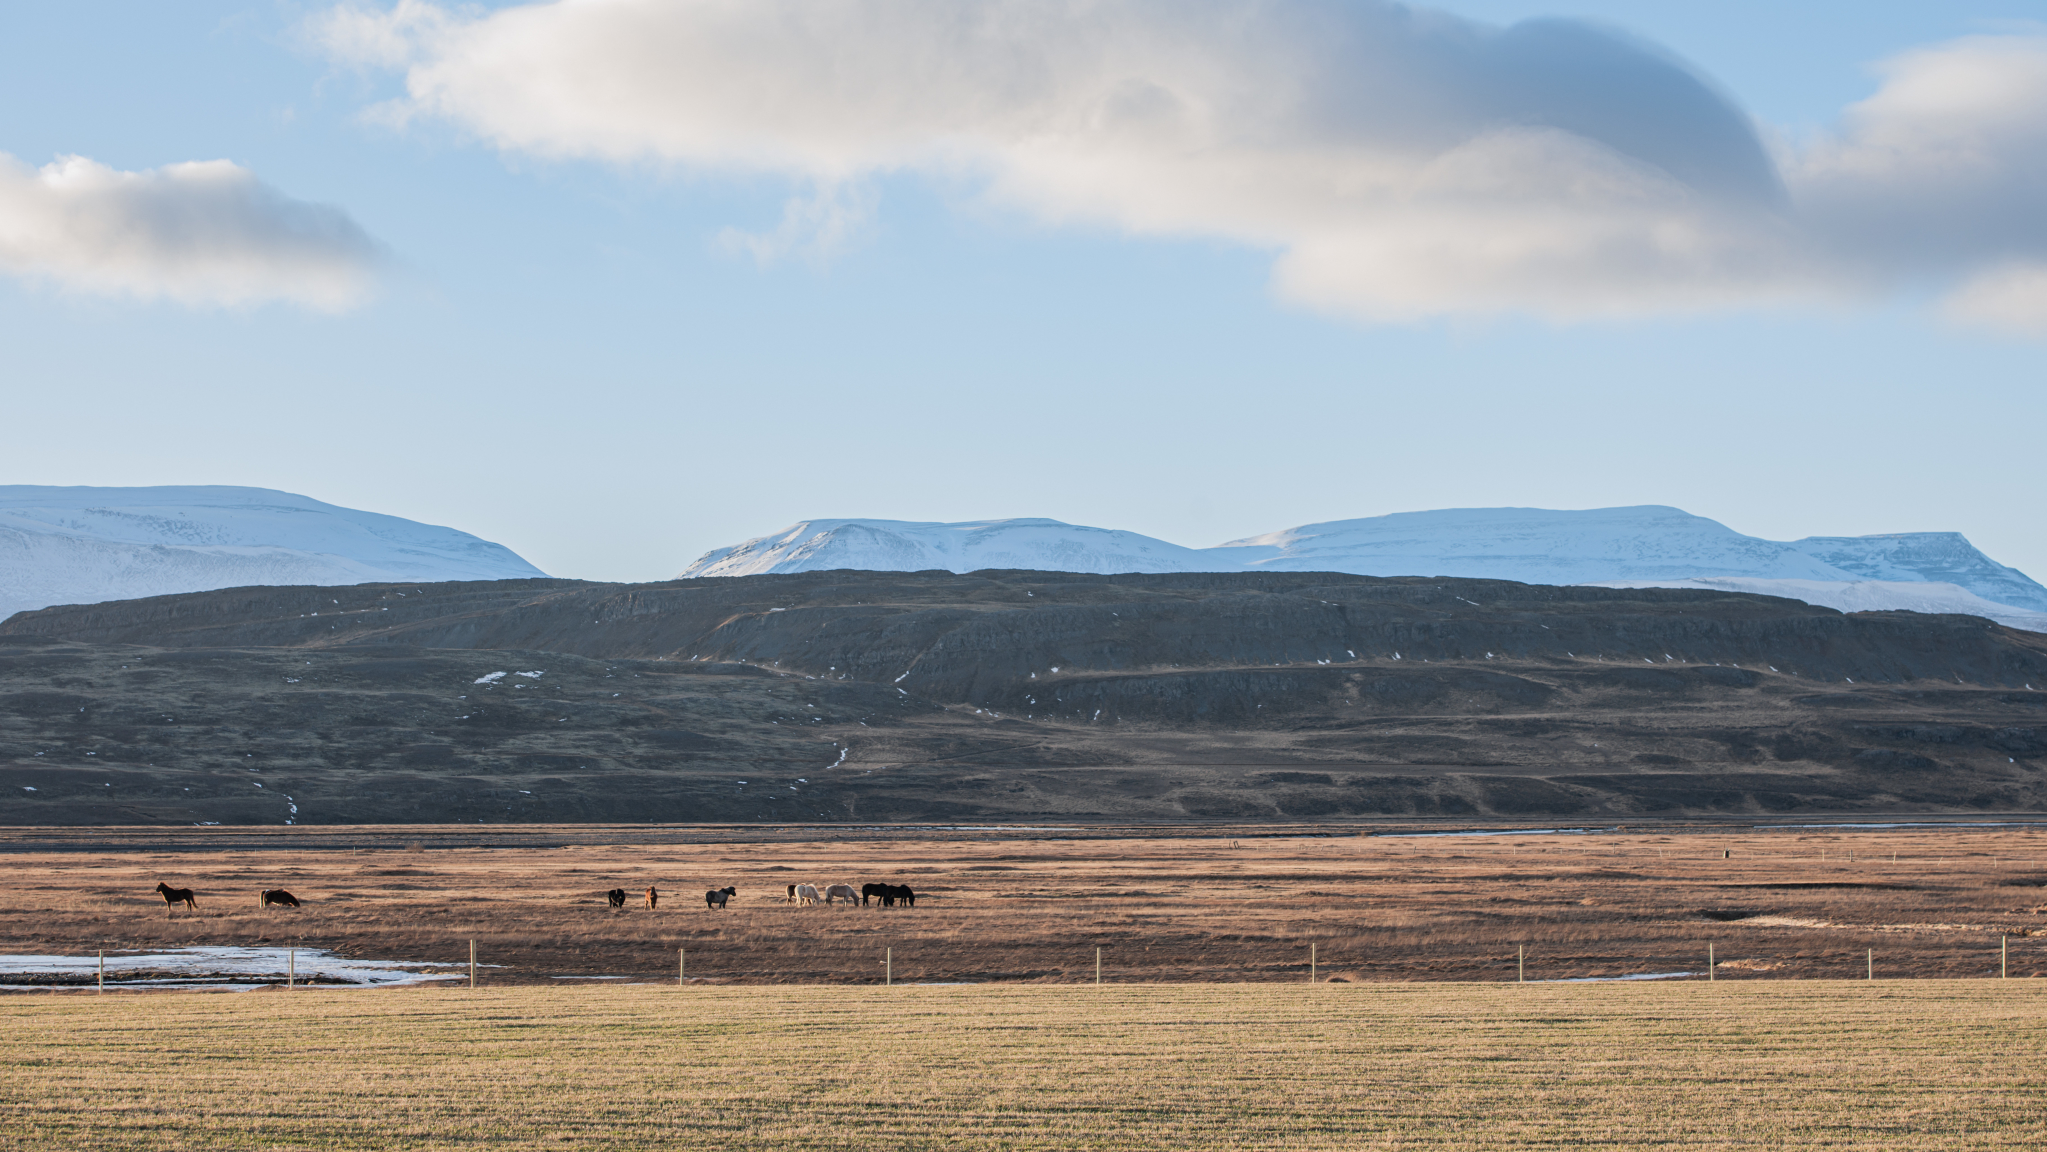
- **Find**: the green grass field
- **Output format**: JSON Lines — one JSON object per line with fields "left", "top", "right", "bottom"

{"left": 3, "top": 982, "right": 2043, "bottom": 1150}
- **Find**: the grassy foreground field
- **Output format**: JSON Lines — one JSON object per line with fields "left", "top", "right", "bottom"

{"left": 3, "top": 983, "right": 2043, "bottom": 1150}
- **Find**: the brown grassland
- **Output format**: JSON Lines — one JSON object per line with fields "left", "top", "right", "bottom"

{"left": 5, "top": 825, "right": 2047, "bottom": 1148}
{"left": 2, "top": 982, "right": 2045, "bottom": 1149}
{"left": 3, "top": 824, "right": 2046, "bottom": 984}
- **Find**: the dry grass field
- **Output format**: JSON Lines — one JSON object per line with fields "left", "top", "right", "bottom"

{"left": 3, "top": 824, "right": 2045, "bottom": 984}
{"left": 3, "top": 982, "right": 2044, "bottom": 1150}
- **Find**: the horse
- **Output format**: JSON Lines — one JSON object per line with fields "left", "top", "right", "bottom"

{"left": 873, "top": 883, "right": 916, "bottom": 908}
{"left": 155, "top": 882, "right": 197, "bottom": 917}
{"left": 823, "top": 883, "right": 858, "bottom": 906}
{"left": 786, "top": 883, "right": 799, "bottom": 904}
{"left": 793, "top": 884, "right": 820, "bottom": 906}
{"left": 645, "top": 887, "right": 659, "bottom": 910}
{"left": 705, "top": 886, "right": 736, "bottom": 911}
{"left": 259, "top": 889, "right": 301, "bottom": 909}
{"left": 606, "top": 888, "right": 627, "bottom": 909}
{"left": 861, "top": 882, "right": 887, "bottom": 907}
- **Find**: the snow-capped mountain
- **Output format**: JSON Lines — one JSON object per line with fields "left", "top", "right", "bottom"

{"left": 1210, "top": 506, "right": 1857, "bottom": 584}
{"left": 679, "top": 506, "right": 2046, "bottom": 631}
{"left": 1587, "top": 578, "right": 2047, "bottom": 634}
{"left": 1786, "top": 533, "right": 2047, "bottom": 614}
{"left": 680, "top": 518, "right": 1217, "bottom": 578}
{"left": 0, "top": 485, "right": 546, "bottom": 619}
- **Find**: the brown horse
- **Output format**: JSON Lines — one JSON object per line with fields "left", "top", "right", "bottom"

{"left": 155, "top": 881, "right": 197, "bottom": 917}
{"left": 259, "top": 889, "right": 301, "bottom": 908}
{"left": 645, "top": 887, "right": 659, "bottom": 911}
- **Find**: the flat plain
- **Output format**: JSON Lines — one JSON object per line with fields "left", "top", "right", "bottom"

{"left": 3, "top": 981, "right": 2044, "bottom": 1149}
{"left": 4, "top": 824, "right": 2045, "bottom": 984}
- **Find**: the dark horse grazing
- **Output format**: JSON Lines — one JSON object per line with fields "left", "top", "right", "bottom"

{"left": 607, "top": 888, "right": 627, "bottom": 909}
{"left": 155, "top": 882, "right": 197, "bottom": 917}
{"left": 705, "top": 886, "right": 736, "bottom": 910}
{"left": 259, "top": 889, "right": 301, "bottom": 908}
{"left": 865, "top": 883, "right": 915, "bottom": 908}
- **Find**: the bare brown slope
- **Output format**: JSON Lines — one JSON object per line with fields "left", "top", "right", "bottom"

{"left": 3, "top": 570, "right": 2045, "bottom": 824}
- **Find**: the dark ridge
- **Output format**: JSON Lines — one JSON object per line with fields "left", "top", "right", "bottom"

{"left": 2, "top": 570, "right": 2044, "bottom": 824}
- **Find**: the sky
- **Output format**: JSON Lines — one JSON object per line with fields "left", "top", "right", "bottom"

{"left": 0, "top": 0, "right": 2042, "bottom": 583}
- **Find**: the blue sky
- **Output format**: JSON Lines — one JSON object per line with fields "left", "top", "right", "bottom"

{"left": 1, "top": 1, "right": 2042, "bottom": 582}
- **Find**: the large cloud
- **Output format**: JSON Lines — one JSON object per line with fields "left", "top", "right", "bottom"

{"left": 0, "top": 154, "right": 381, "bottom": 310}
{"left": 317, "top": 0, "right": 2047, "bottom": 325}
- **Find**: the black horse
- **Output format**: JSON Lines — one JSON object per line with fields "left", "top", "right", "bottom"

{"left": 865, "top": 883, "right": 915, "bottom": 908}
{"left": 155, "top": 882, "right": 197, "bottom": 917}
{"left": 606, "top": 888, "right": 627, "bottom": 909}
{"left": 705, "top": 886, "right": 736, "bottom": 910}
{"left": 259, "top": 889, "right": 301, "bottom": 908}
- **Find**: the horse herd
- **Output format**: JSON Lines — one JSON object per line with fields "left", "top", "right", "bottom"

{"left": 150, "top": 879, "right": 915, "bottom": 917}
{"left": 777, "top": 882, "right": 916, "bottom": 908}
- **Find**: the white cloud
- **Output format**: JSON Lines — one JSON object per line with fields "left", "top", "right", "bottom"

{"left": 0, "top": 153, "right": 381, "bottom": 310}
{"left": 714, "top": 182, "right": 879, "bottom": 265}
{"left": 1943, "top": 263, "right": 2047, "bottom": 335}
{"left": 312, "top": 1, "right": 2047, "bottom": 326}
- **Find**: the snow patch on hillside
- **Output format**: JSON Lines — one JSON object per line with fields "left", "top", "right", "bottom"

{"left": 0, "top": 486, "right": 545, "bottom": 619}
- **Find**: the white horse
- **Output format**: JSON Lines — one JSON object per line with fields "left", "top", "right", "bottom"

{"left": 793, "top": 883, "right": 821, "bottom": 906}
{"left": 823, "top": 883, "right": 858, "bottom": 906}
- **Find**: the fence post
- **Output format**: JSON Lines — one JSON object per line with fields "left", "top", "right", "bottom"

{"left": 1867, "top": 948, "right": 1873, "bottom": 981}
{"left": 288, "top": 947, "right": 295, "bottom": 989}
{"left": 97, "top": 949, "right": 104, "bottom": 994}
{"left": 680, "top": 948, "right": 685, "bottom": 985}
{"left": 1095, "top": 947, "right": 1101, "bottom": 986}
{"left": 1708, "top": 943, "right": 1714, "bottom": 983}
{"left": 1518, "top": 944, "right": 1525, "bottom": 984}
{"left": 2002, "top": 936, "right": 2008, "bottom": 980}
{"left": 470, "top": 939, "right": 477, "bottom": 989}
{"left": 1310, "top": 943, "right": 1317, "bottom": 984}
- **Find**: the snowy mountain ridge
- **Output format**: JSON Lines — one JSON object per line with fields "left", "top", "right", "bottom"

{"left": 0, "top": 485, "right": 546, "bottom": 620}
{"left": 679, "top": 507, "right": 2047, "bottom": 631}
{"left": 682, "top": 517, "right": 1221, "bottom": 578}
{"left": 1786, "top": 533, "right": 2047, "bottom": 613}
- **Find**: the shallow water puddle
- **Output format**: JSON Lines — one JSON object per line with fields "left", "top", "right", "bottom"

{"left": 1536, "top": 971, "right": 1700, "bottom": 983}
{"left": 0, "top": 945, "right": 472, "bottom": 990}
